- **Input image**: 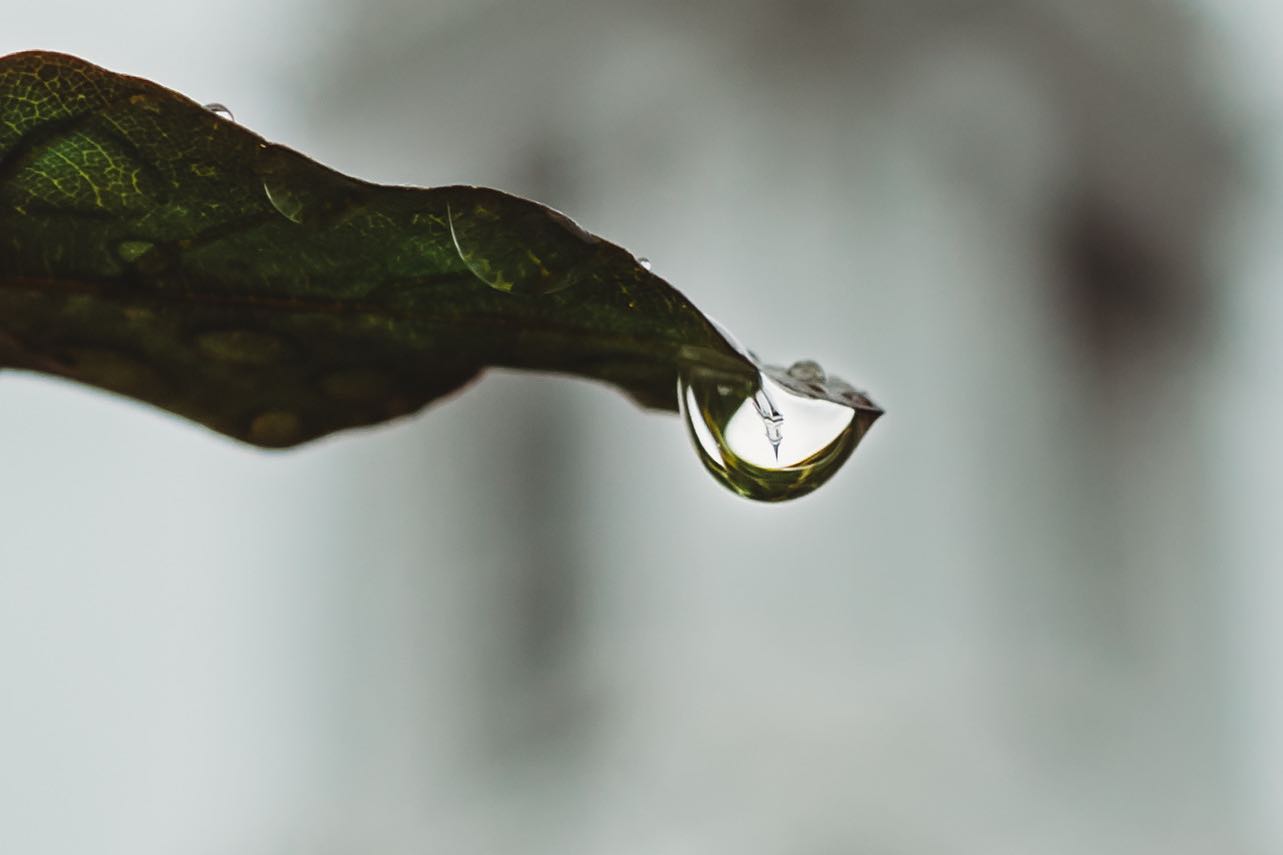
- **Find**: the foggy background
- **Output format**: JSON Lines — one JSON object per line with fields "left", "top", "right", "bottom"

{"left": 2, "top": 1, "right": 1281, "bottom": 852}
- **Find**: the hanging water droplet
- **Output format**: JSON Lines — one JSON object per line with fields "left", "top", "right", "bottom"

{"left": 204, "top": 102, "right": 235, "bottom": 122}
{"left": 638, "top": 256, "right": 652, "bottom": 271}
{"left": 678, "top": 357, "right": 881, "bottom": 502}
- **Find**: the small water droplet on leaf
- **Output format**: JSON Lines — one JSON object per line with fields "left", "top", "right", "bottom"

{"left": 786, "top": 359, "right": 826, "bottom": 384}
{"left": 638, "top": 256, "right": 652, "bottom": 271}
{"left": 203, "top": 102, "right": 235, "bottom": 122}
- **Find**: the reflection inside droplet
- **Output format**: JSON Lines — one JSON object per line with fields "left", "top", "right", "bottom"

{"left": 750, "top": 385, "right": 784, "bottom": 458}
{"left": 678, "top": 356, "right": 881, "bottom": 502}
{"left": 729, "top": 376, "right": 855, "bottom": 468}
{"left": 638, "top": 256, "right": 652, "bottom": 271}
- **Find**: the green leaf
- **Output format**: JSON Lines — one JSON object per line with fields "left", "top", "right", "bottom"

{"left": 0, "top": 50, "right": 756, "bottom": 447}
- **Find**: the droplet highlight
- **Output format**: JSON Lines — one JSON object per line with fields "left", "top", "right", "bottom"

{"left": 678, "top": 357, "right": 881, "bottom": 502}
{"left": 786, "top": 359, "right": 826, "bottom": 384}
{"left": 638, "top": 256, "right": 653, "bottom": 271}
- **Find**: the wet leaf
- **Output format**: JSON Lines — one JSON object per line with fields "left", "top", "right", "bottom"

{"left": 0, "top": 51, "right": 754, "bottom": 447}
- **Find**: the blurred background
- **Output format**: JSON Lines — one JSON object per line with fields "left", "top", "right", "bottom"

{"left": 2, "top": 1, "right": 1280, "bottom": 852}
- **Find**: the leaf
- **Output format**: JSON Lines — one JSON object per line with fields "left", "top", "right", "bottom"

{"left": 0, "top": 50, "right": 756, "bottom": 447}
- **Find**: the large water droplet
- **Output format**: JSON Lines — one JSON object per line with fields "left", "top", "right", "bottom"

{"left": 204, "top": 102, "right": 235, "bottom": 122}
{"left": 638, "top": 256, "right": 653, "bottom": 271}
{"left": 678, "top": 357, "right": 881, "bottom": 502}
